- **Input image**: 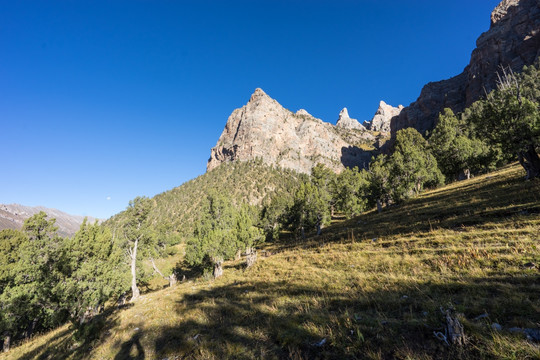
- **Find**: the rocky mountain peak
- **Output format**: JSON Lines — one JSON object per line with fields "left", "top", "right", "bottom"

{"left": 339, "top": 107, "right": 350, "bottom": 120}
{"left": 491, "top": 0, "right": 520, "bottom": 26}
{"left": 364, "top": 101, "right": 403, "bottom": 133}
{"left": 296, "top": 109, "right": 311, "bottom": 117}
{"left": 248, "top": 87, "right": 274, "bottom": 105}
{"left": 207, "top": 90, "right": 375, "bottom": 174}
{"left": 336, "top": 108, "right": 365, "bottom": 131}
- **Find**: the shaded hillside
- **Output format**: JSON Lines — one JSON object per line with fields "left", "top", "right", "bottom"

{"left": 0, "top": 204, "right": 99, "bottom": 237}
{"left": 107, "top": 160, "right": 304, "bottom": 237}
{"left": 6, "top": 163, "right": 539, "bottom": 360}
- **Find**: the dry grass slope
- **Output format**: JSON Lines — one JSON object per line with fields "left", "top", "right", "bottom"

{"left": 2, "top": 163, "right": 539, "bottom": 359}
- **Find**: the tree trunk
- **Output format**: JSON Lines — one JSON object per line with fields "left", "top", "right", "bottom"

{"left": 458, "top": 168, "right": 471, "bottom": 181}
{"left": 117, "top": 292, "right": 127, "bottom": 308}
{"left": 445, "top": 309, "right": 466, "bottom": 346}
{"left": 376, "top": 199, "right": 383, "bottom": 213}
{"left": 168, "top": 273, "right": 177, "bottom": 287}
{"left": 24, "top": 318, "right": 38, "bottom": 339}
{"left": 518, "top": 145, "right": 540, "bottom": 179}
{"left": 151, "top": 258, "right": 177, "bottom": 287}
{"left": 246, "top": 247, "right": 257, "bottom": 268}
{"left": 92, "top": 304, "right": 102, "bottom": 316}
{"left": 79, "top": 310, "right": 88, "bottom": 326}
{"left": 130, "top": 238, "right": 140, "bottom": 301}
{"left": 150, "top": 258, "right": 165, "bottom": 278}
{"left": 3, "top": 334, "right": 10, "bottom": 353}
{"left": 213, "top": 259, "right": 223, "bottom": 279}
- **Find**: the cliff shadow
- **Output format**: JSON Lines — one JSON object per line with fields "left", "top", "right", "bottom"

{"left": 340, "top": 146, "right": 372, "bottom": 170}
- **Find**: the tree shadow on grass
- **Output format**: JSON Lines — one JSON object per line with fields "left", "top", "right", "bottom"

{"left": 113, "top": 332, "right": 145, "bottom": 360}
{"left": 10, "top": 327, "right": 72, "bottom": 360}
{"left": 13, "top": 304, "right": 133, "bottom": 360}
{"left": 150, "top": 273, "right": 539, "bottom": 359}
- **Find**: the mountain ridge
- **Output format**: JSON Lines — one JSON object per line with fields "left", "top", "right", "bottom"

{"left": 0, "top": 203, "right": 100, "bottom": 237}
{"left": 392, "top": 0, "right": 540, "bottom": 136}
{"left": 206, "top": 88, "right": 393, "bottom": 174}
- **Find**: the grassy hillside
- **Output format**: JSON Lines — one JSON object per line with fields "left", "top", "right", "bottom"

{"left": 3, "top": 163, "right": 539, "bottom": 359}
{"left": 106, "top": 160, "right": 304, "bottom": 237}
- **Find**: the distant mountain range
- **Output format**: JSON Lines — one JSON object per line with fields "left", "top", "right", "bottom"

{"left": 0, "top": 203, "right": 100, "bottom": 237}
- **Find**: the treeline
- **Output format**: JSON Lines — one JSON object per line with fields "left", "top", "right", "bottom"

{"left": 140, "top": 160, "right": 303, "bottom": 238}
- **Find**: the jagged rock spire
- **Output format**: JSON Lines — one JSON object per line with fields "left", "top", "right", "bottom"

{"left": 336, "top": 108, "right": 365, "bottom": 131}
{"left": 364, "top": 101, "right": 403, "bottom": 133}
{"left": 339, "top": 108, "right": 350, "bottom": 120}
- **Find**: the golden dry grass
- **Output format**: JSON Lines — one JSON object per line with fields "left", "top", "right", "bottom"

{"left": 2, "top": 163, "right": 539, "bottom": 359}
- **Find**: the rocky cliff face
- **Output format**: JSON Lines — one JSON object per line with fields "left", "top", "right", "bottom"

{"left": 207, "top": 89, "right": 377, "bottom": 174}
{"left": 365, "top": 101, "right": 403, "bottom": 133}
{"left": 392, "top": 0, "right": 540, "bottom": 136}
{"left": 0, "top": 203, "right": 100, "bottom": 237}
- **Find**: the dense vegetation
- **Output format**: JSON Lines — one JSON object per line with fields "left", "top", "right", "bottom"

{"left": 132, "top": 160, "right": 305, "bottom": 238}
{"left": 0, "top": 215, "right": 127, "bottom": 352}
{"left": 0, "top": 62, "right": 539, "bottom": 357}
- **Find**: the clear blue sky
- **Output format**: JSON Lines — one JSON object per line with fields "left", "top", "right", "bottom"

{"left": 1, "top": 0, "right": 501, "bottom": 219}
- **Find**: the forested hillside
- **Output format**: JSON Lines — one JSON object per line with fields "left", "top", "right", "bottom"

{"left": 107, "top": 160, "right": 305, "bottom": 238}
{"left": 2, "top": 163, "right": 538, "bottom": 359}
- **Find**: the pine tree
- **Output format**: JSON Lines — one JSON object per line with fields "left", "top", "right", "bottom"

{"left": 0, "top": 213, "right": 67, "bottom": 350}
{"left": 186, "top": 192, "right": 264, "bottom": 278}
{"left": 388, "top": 128, "right": 444, "bottom": 202}
{"left": 368, "top": 154, "right": 392, "bottom": 209}
{"left": 260, "top": 192, "right": 293, "bottom": 241}
{"left": 470, "top": 64, "right": 540, "bottom": 179}
{"left": 0, "top": 229, "right": 28, "bottom": 352}
{"left": 62, "top": 219, "right": 127, "bottom": 324}
{"left": 287, "top": 180, "right": 331, "bottom": 238}
{"left": 185, "top": 192, "right": 239, "bottom": 278}
{"left": 334, "top": 167, "right": 370, "bottom": 218}
{"left": 430, "top": 108, "right": 493, "bottom": 181}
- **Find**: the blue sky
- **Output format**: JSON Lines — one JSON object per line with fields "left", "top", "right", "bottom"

{"left": 1, "top": 0, "right": 501, "bottom": 219}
